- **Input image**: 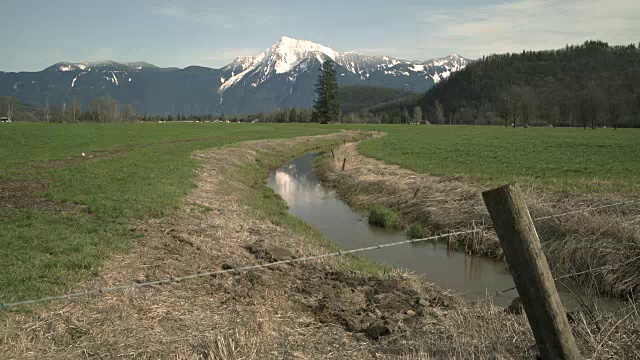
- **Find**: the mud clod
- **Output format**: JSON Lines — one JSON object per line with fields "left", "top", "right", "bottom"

{"left": 364, "top": 325, "right": 391, "bottom": 340}
{"left": 245, "top": 240, "right": 295, "bottom": 262}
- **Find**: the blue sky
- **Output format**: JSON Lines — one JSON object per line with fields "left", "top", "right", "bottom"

{"left": 1, "top": 0, "right": 638, "bottom": 72}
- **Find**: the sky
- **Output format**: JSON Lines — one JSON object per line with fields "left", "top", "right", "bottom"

{"left": 1, "top": 0, "right": 639, "bottom": 72}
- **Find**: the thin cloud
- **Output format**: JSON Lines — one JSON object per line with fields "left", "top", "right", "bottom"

{"left": 147, "top": 0, "right": 281, "bottom": 29}
{"left": 149, "top": 2, "right": 235, "bottom": 28}
{"left": 200, "top": 47, "right": 264, "bottom": 64}
{"left": 151, "top": 4, "right": 186, "bottom": 17}
{"left": 416, "top": 0, "right": 640, "bottom": 58}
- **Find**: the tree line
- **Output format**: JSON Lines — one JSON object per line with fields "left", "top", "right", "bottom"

{"left": 418, "top": 40, "right": 640, "bottom": 128}
{"left": 2, "top": 60, "right": 417, "bottom": 125}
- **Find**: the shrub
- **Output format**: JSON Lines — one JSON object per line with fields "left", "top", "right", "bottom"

{"left": 406, "top": 223, "right": 430, "bottom": 239}
{"left": 368, "top": 206, "right": 401, "bottom": 228}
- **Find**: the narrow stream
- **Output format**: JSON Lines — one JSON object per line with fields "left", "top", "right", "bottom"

{"left": 268, "top": 152, "right": 624, "bottom": 309}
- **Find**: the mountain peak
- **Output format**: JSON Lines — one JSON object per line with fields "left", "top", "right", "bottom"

{"left": 217, "top": 36, "right": 469, "bottom": 95}
{"left": 271, "top": 36, "right": 337, "bottom": 70}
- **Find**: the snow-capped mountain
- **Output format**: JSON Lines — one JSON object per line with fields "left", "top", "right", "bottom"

{"left": 218, "top": 36, "right": 467, "bottom": 95}
{"left": 0, "top": 36, "right": 468, "bottom": 115}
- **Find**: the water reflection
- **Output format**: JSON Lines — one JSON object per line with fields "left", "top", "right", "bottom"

{"left": 268, "top": 152, "right": 624, "bottom": 310}
{"left": 268, "top": 152, "right": 518, "bottom": 306}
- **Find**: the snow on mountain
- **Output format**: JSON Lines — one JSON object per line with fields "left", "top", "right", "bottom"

{"left": 218, "top": 36, "right": 468, "bottom": 94}
{"left": 47, "top": 61, "right": 159, "bottom": 75}
{"left": 1, "top": 36, "right": 468, "bottom": 115}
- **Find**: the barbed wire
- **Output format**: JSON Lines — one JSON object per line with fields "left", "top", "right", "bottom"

{"left": 533, "top": 199, "right": 640, "bottom": 222}
{"left": 0, "top": 229, "right": 481, "bottom": 310}
{"left": 472, "top": 199, "right": 640, "bottom": 231}
{"left": 493, "top": 265, "right": 617, "bottom": 297}
{"left": 489, "top": 200, "right": 640, "bottom": 297}
{"left": 2, "top": 197, "right": 637, "bottom": 310}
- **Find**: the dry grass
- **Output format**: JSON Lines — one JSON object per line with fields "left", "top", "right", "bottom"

{"left": 1, "top": 131, "right": 638, "bottom": 359}
{"left": 318, "top": 140, "right": 640, "bottom": 300}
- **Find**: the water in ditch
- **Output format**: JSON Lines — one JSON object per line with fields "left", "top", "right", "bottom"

{"left": 267, "top": 152, "right": 624, "bottom": 309}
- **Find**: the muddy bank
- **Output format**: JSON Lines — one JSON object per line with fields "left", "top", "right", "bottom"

{"left": 317, "top": 140, "right": 640, "bottom": 300}
{"left": 1, "top": 132, "right": 637, "bottom": 359}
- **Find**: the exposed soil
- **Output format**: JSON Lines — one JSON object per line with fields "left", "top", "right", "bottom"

{"left": 0, "top": 177, "right": 84, "bottom": 214}
{"left": 1, "top": 132, "right": 636, "bottom": 359}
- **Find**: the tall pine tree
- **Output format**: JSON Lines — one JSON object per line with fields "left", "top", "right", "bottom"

{"left": 313, "top": 60, "right": 340, "bottom": 124}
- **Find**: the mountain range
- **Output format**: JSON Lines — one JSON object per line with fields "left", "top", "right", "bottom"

{"left": 0, "top": 36, "right": 468, "bottom": 115}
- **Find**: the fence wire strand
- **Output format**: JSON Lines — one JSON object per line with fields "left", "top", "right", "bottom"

{"left": 0, "top": 229, "right": 480, "bottom": 310}
{"left": 2, "top": 197, "right": 638, "bottom": 310}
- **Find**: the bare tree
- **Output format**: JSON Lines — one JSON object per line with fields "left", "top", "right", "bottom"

{"left": 71, "top": 99, "right": 81, "bottom": 122}
{"left": 413, "top": 106, "right": 422, "bottom": 125}
{"left": 5, "top": 97, "right": 17, "bottom": 121}
{"left": 505, "top": 86, "right": 523, "bottom": 127}
{"left": 90, "top": 99, "right": 101, "bottom": 122}
{"left": 122, "top": 104, "right": 136, "bottom": 122}
{"left": 45, "top": 98, "right": 50, "bottom": 123}
{"left": 514, "top": 86, "right": 537, "bottom": 126}
{"left": 497, "top": 92, "right": 514, "bottom": 127}
{"left": 581, "top": 82, "right": 605, "bottom": 129}
{"left": 432, "top": 100, "right": 445, "bottom": 125}
{"left": 90, "top": 97, "right": 121, "bottom": 123}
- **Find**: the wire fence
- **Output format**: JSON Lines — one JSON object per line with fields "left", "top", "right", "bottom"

{"left": 1, "top": 198, "right": 638, "bottom": 310}
{"left": 0, "top": 229, "right": 480, "bottom": 310}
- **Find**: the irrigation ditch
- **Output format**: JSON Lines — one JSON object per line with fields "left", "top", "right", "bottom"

{"left": 1, "top": 131, "right": 638, "bottom": 359}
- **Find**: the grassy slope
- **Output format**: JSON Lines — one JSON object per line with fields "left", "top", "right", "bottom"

{"left": 0, "top": 123, "right": 340, "bottom": 303}
{"left": 357, "top": 125, "right": 640, "bottom": 196}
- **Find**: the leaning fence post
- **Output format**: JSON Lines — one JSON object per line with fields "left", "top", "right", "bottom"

{"left": 342, "top": 158, "right": 347, "bottom": 171}
{"left": 482, "top": 184, "right": 580, "bottom": 360}
{"left": 331, "top": 149, "right": 335, "bottom": 159}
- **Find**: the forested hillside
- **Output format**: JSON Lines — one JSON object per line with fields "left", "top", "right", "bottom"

{"left": 338, "top": 85, "right": 412, "bottom": 113}
{"left": 419, "top": 41, "right": 640, "bottom": 127}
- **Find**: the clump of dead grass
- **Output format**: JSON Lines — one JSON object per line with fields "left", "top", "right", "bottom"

{"left": 317, "top": 141, "right": 640, "bottom": 300}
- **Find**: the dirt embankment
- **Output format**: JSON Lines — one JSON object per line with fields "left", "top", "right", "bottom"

{"left": 1, "top": 132, "right": 636, "bottom": 359}
{"left": 317, "top": 140, "right": 640, "bottom": 300}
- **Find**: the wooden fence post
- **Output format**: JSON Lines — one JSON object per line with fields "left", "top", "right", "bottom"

{"left": 342, "top": 158, "right": 347, "bottom": 171}
{"left": 482, "top": 184, "right": 580, "bottom": 360}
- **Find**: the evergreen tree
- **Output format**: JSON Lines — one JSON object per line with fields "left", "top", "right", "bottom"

{"left": 313, "top": 60, "right": 340, "bottom": 124}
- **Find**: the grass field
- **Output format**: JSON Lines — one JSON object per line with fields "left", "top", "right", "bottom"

{"left": 0, "top": 123, "right": 342, "bottom": 303}
{"left": 2, "top": 123, "right": 639, "bottom": 304}
{"left": 357, "top": 125, "right": 640, "bottom": 196}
